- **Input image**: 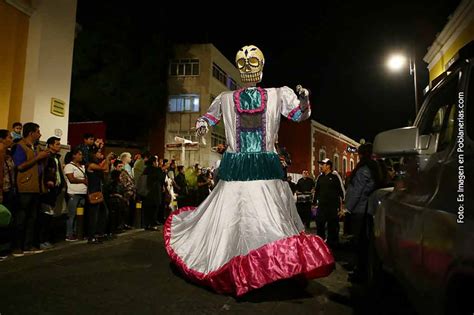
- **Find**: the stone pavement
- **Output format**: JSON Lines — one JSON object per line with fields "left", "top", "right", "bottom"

{"left": 0, "top": 228, "right": 414, "bottom": 315}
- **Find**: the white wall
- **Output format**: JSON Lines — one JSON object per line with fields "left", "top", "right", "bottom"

{"left": 21, "top": 0, "right": 77, "bottom": 142}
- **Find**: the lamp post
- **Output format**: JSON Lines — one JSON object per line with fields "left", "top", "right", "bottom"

{"left": 386, "top": 53, "right": 419, "bottom": 116}
{"left": 409, "top": 56, "right": 419, "bottom": 115}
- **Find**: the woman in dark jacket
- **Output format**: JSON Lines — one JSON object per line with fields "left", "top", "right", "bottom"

{"left": 105, "top": 167, "right": 129, "bottom": 233}
{"left": 344, "top": 143, "right": 382, "bottom": 282}
{"left": 142, "top": 156, "right": 165, "bottom": 231}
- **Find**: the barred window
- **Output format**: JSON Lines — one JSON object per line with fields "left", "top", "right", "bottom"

{"left": 333, "top": 154, "right": 340, "bottom": 171}
{"left": 169, "top": 95, "right": 200, "bottom": 112}
{"left": 211, "top": 132, "right": 226, "bottom": 148}
{"left": 319, "top": 149, "right": 326, "bottom": 162}
{"left": 169, "top": 59, "right": 200, "bottom": 76}
{"left": 227, "top": 77, "right": 238, "bottom": 90}
{"left": 213, "top": 63, "right": 239, "bottom": 90}
{"left": 212, "top": 63, "right": 227, "bottom": 86}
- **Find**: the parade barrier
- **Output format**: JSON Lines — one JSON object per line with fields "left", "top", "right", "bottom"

{"left": 76, "top": 206, "right": 84, "bottom": 240}
{"left": 134, "top": 201, "right": 142, "bottom": 229}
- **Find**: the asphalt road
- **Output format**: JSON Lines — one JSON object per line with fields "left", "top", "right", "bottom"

{"left": 0, "top": 228, "right": 415, "bottom": 315}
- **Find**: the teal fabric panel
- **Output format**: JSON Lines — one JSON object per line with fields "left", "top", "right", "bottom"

{"left": 240, "top": 130, "right": 262, "bottom": 153}
{"left": 218, "top": 152, "right": 284, "bottom": 181}
{"left": 240, "top": 88, "right": 261, "bottom": 111}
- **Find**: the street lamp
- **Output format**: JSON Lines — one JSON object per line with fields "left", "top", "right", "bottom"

{"left": 386, "top": 53, "right": 419, "bottom": 116}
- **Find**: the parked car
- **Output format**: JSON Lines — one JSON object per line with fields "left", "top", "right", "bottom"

{"left": 369, "top": 41, "right": 473, "bottom": 315}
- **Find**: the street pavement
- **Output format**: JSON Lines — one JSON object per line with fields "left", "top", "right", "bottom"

{"left": 0, "top": 227, "right": 416, "bottom": 315}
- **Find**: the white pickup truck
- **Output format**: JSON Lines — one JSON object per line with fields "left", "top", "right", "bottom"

{"left": 369, "top": 41, "right": 473, "bottom": 315}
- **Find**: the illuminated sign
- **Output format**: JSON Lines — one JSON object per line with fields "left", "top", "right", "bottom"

{"left": 346, "top": 146, "right": 357, "bottom": 153}
{"left": 51, "top": 98, "right": 65, "bottom": 117}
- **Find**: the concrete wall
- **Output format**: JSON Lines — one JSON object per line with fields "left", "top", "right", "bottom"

{"left": 0, "top": 0, "right": 30, "bottom": 129}
{"left": 21, "top": 0, "right": 77, "bottom": 141}
{"left": 424, "top": 0, "right": 474, "bottom": 82}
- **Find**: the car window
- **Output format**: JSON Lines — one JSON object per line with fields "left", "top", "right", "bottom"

{"left": 419, "top": 74, "right": 458, "bottom": 150}
{"left": 431, "top": 105, "right": 447, "bottom": 133}
{"left": 438, "top": 104, "right": 456, "bottom": 152}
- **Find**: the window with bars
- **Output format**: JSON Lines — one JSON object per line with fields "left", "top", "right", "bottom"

{"left": 168, "top": 95, "right": 200, "bottom": 112}
{"left": 334, "top": 154, "right": 340, "bottom": 171}
{"left": 212, "top": 63, "right": 227, "bottom": 86}
{"left": 319, "top": 149, "right": 326, "bottom": 162}
{"left": 227, "top": 77, "right": 238, "bottom": 90}
{"left": 212, "top": 63, "right": 239, "bottom": 90}
{"left": 169, "top": 59, "right": 200, "bottom": 76}
{"left": 211, "top": 132, "right": 226, "bottom": 148}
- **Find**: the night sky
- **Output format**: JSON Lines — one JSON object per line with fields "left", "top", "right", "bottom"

{"left": 75, "top": 0, "right": 462, "bottom": 143}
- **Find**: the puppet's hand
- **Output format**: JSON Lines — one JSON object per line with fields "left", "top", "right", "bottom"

{"left": 195, "top": 118, "right": 209, "bottom": 137}
{"left": 296, "top": 85, "right": 310, "bottom": 100}
{"left": 296, "top": 85, "right": 310, "bottom": 110}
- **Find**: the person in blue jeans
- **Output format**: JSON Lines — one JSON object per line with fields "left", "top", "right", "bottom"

{"left": 63, "top": 148, "right": 88, "bottom": 241}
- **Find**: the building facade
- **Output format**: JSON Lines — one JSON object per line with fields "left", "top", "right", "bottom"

{"left": 423, "top": 0, "right": 473, "bottom": 85}
{"left": 160, "top": 44, "right": 243, "bottom": 168}
{"left": 311, "top": 121, "right": 359, "bottom": 179}
{"left": 279, "top": 119, "right": 359, "bottom": 182}
{"left": 0, "top": 0, "right": 77, "bottom": 140}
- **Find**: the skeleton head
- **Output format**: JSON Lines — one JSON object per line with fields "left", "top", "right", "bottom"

{"left": 235, "top": 45, "right": 265, "bottom": 83}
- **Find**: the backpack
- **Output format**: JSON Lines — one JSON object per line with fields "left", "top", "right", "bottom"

{"left": 136, "top": 174, "right": 149, "bottom": 197}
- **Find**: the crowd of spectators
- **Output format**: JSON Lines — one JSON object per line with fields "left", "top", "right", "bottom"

{"left": 0, "top": 122, "right": 218, "bottom": 260}
{"left": 1, "top": 120, "right": 396, "bottom": 286}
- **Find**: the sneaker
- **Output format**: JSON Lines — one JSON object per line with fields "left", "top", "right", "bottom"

{"left": 12, "top": 249, "right": 24, "bottom": 257}
{"left": 24, "top": 247, "right": 44, "bottom": 254}
{"left": 65, "top": 236, "right": 78, "bottom": 242}
{"left": 0, "top": 254, "right": 8, "bottom": 261}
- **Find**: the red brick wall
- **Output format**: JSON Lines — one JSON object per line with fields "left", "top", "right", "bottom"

{"left": 68, "top": 121, "right": 106, "bottom": 148}
{"left": 278, "top": 119, "right": 311, "bottom": 174}
{"left": 312, "top": 130, "right": 358, "bottom": 180}
{"left": 279, "top": 119, "right": 359, "bottom": 181}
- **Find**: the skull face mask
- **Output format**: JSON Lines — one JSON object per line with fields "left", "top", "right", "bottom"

{"left": 235, "top": 45, "right": 265, "bottom": 84}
